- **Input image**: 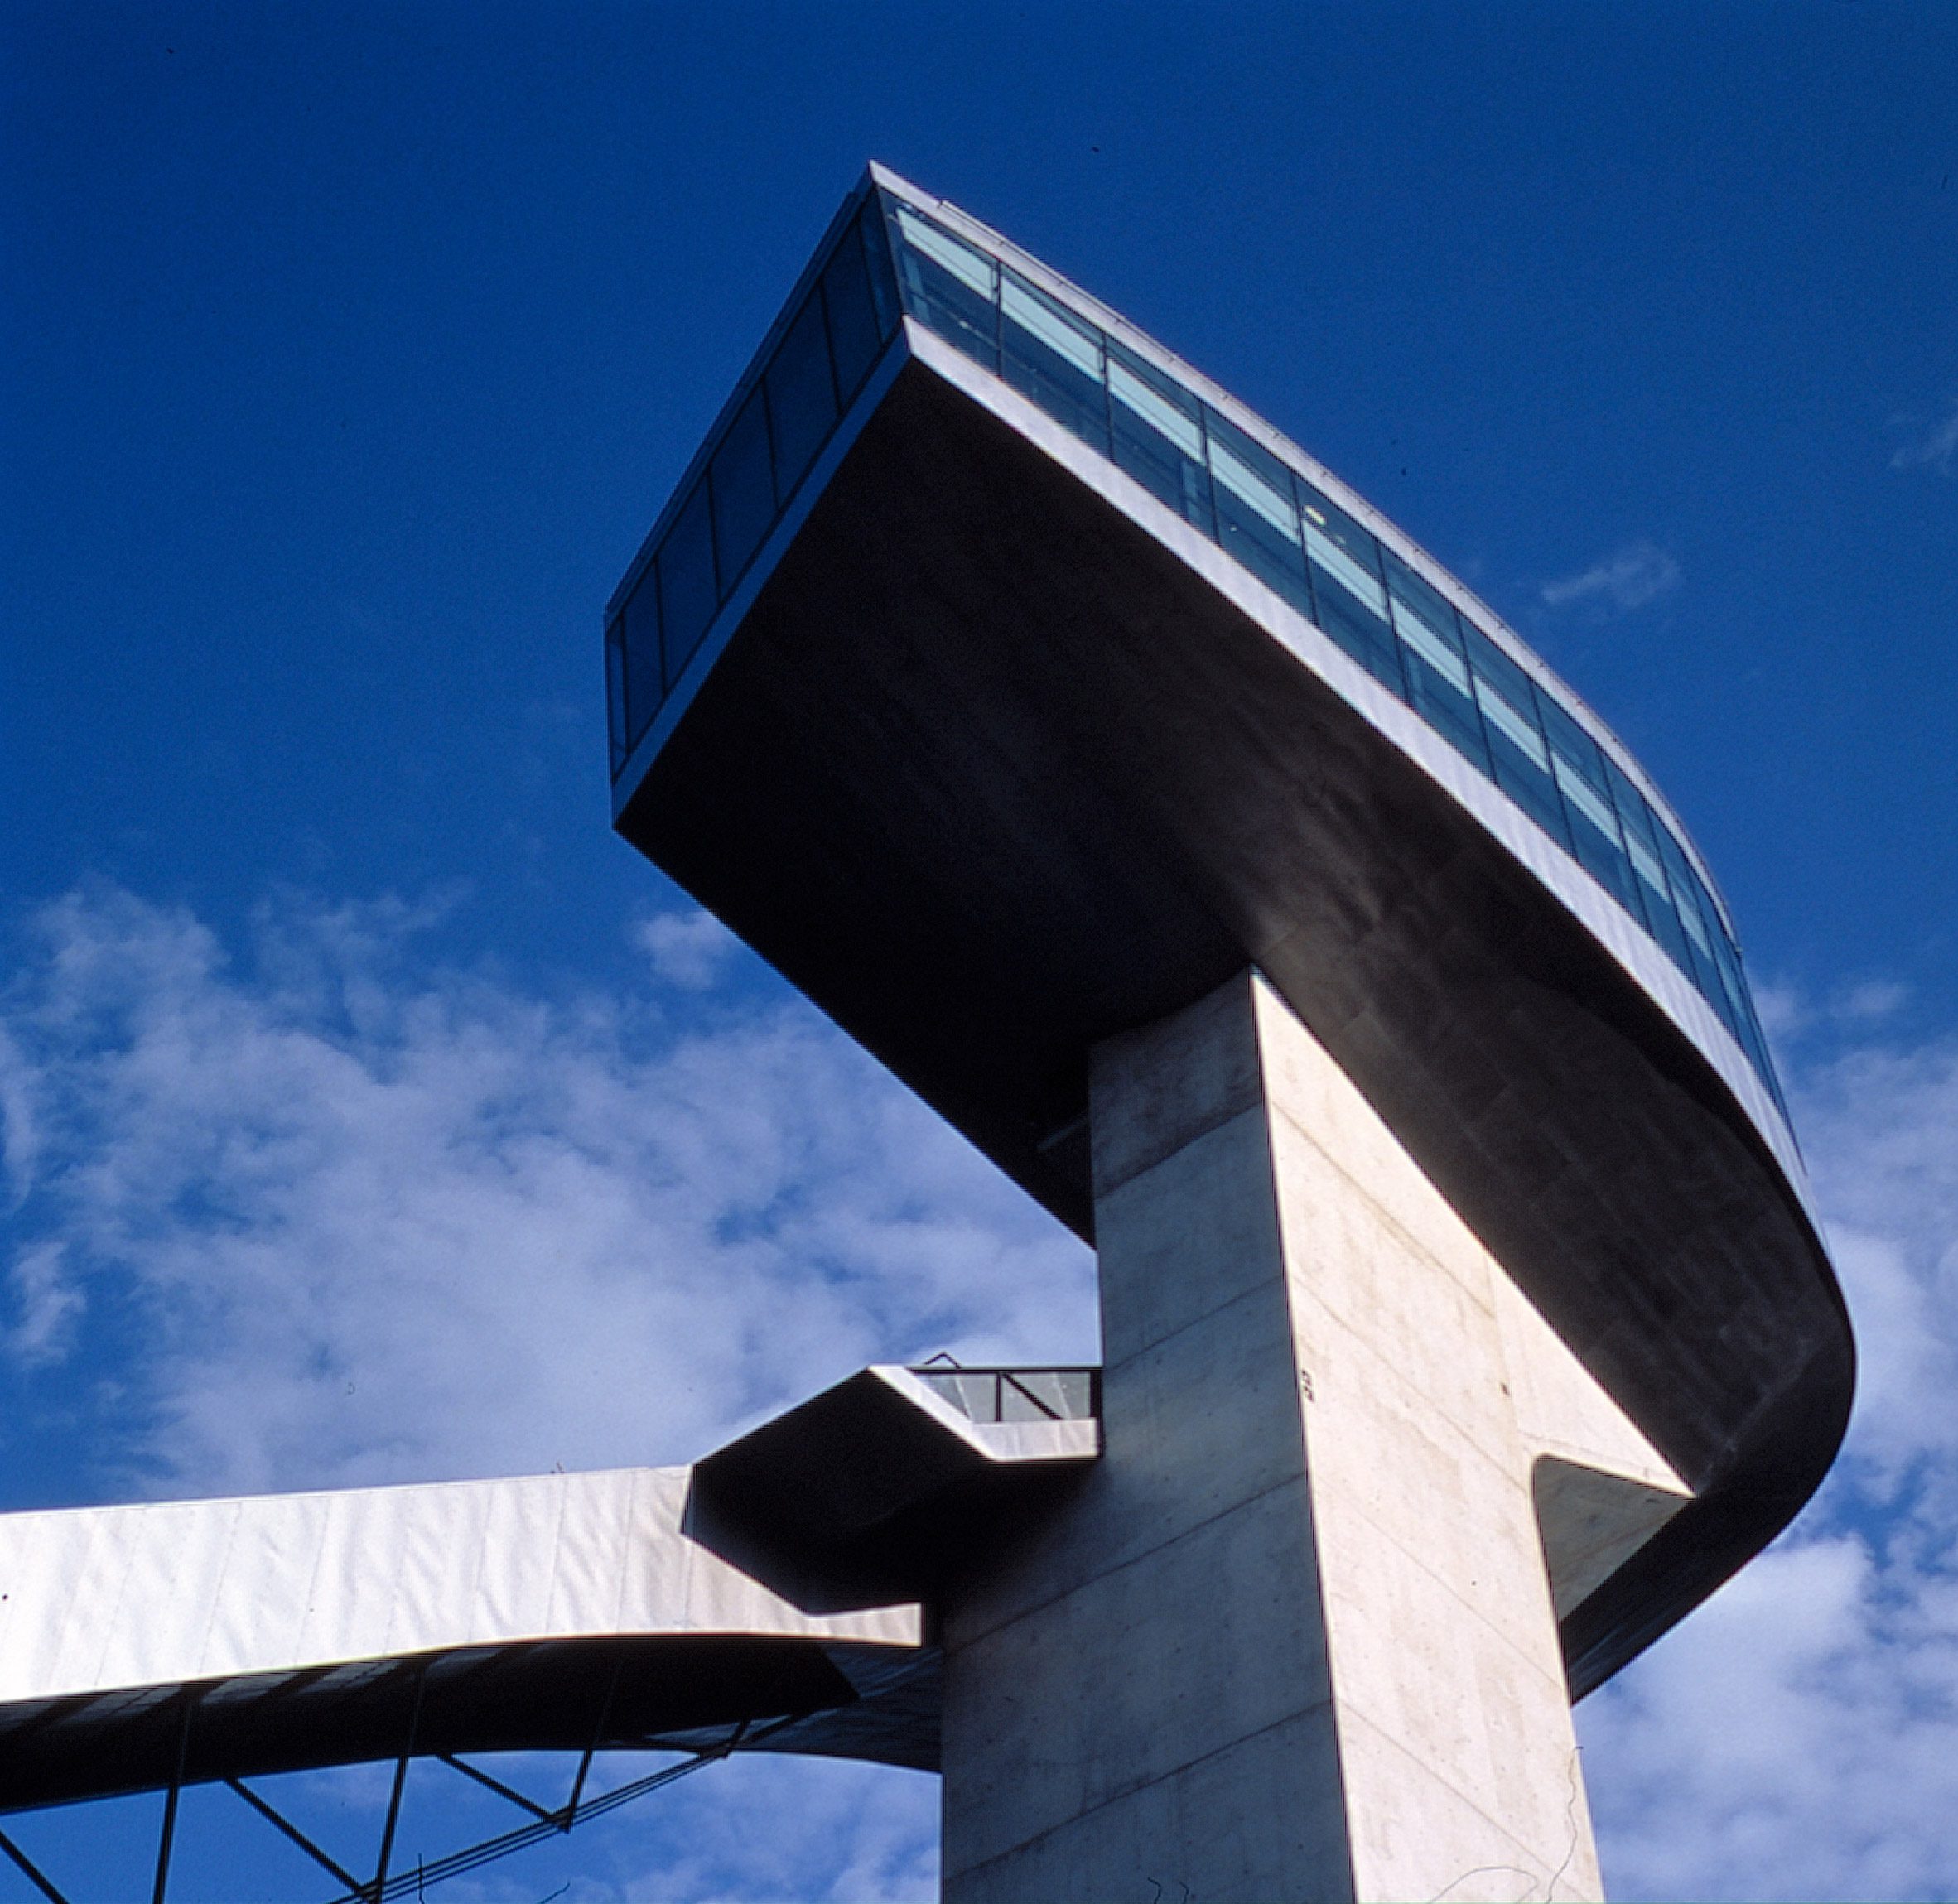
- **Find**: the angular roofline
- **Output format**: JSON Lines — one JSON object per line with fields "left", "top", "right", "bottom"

{"left": 865, "top": 162, "right": 1738, "bottom": 940}
{"left": 604, "top": 168, "right": 886, "bottom": 630}
{"left": 897, "top": 318, "right": 1807, "bottom": 1211}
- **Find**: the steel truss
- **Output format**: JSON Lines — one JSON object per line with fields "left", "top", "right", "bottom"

{"left": 0, "top": 1700, "right": 791, "bottom": 1904}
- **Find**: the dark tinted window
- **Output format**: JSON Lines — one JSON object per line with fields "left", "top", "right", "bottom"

{"left": 710, "top": 385, "right": 776, "bottom": 591}
{"left": 1460, "top": 625, "right": 1569, "bottom": 847}
{"left": 1536, "top": 692, "right": 1638, "bottom": 910}
{"left": 1692, "top": 881, "right": 1754, "bottom": 1051}
{"left": 609, "top": 184, "right": 1785, "bottom": 1108}
{"left": 620, "top": 579, "right": 663, "bottom": 755}
{"left": 1298, "top": 479, "right": 1401, "bottom": 692}
{"left": 822, "top": 219, "right": 885, "bottom": 403}
{"left": 656, "top": 480, "right": 719, "bottom": 689}
{"left": 1001, "top": 270, "right": 1108, "bottom": 451}
{"left": 1605, "top": 762, "right": 1694, "bottom": 963}
{"left": 858, "top": 200, "right": 900, "bottom": 340}
{"left": 1198, "top": 408, "right": 1313, "bottom": 624}
{"left": 1295, "top": 480, "right": 1382, "bottom": 575}
{"left": 1107, "top": 342, "right": 1213, "bottom": 534}
{"left": 892, "top": 205, "right": 998, "bottom": 368}
{"left": 1709, "top": 927, "right": 1774, "bottom": 1082}
{"left": 1655, "top": 826, "right": 1730, "bottom": 1009}
{"left": 1384, "top": 552, "right": 1487, "bottom": 771}
{"left": 766, "top": 292, "right": 838, "bottom": 507}
{"left": 605, "top": 615, "right": 629, "bottom": 768}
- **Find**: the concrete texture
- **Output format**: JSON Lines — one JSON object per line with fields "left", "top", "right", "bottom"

{"left": 941, "top": 972, "right": 1689, "bottom": 1902}
{"left": 687, "top": 1364, "right": 1099, "bottom": 1612}
{"left": 616, "top": 343, "right": 1850, "bottom": 1694}
{"left": 0, "top": 1361, "right": 1112, "bottom": 1809}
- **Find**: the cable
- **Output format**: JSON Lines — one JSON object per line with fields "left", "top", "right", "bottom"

{"left": 322, "top": 1714, "right": 800, "bottom": 1903}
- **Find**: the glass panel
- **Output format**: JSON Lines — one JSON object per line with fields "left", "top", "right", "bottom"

{"left": 1205, "top": 410, "right": 1295, "bottom": 536}
{"left": 895, "top": 205, "right": 995, "bottom": 295}
{"left": 1382, "top": 547, "right": 1452, "bottom": 625}
{"left": 620, "top": 576, "right": 664, "bottom": 754}
{"left": 1107, "top": 341, "right": 1213, "bottom": 534}
{"left": 1734, "top": 979, "right": 1788, "bottom": 1115}
{"left": 1708, "top": 925, "right": 1771, "bottom": 1078}
{"left": 1536, "top": 697, "right": 1611, "bottom": 821}
{"left": 1477, "top": 679, "right": 1544, "bottom": 764}
{"left": 1402, "top": 650, "right": 1488, "bottom": 769}
{"left": 1549, "top": 750, "right": 1623, "bottom": 853}
{"left": 1655, "top": 826, "right": 1731, "bottom": 1012}
{"left": 1536, "top": 691, "right": 1639, "bottom": 909}
{"left": 709, "top": 384, "right": 775, "bottom": 592}
{"left": 656, "top": 480, "right": 719, "bottom": 689}
{"left": 1604, "top": 761, "right": 1695, "bottom": 966}
{"left": 766, "top": 291, "right": 839, "bottom": 509}
{"left": 999, "top": 1371, "right": 1066, "bottom": 1420}
{"left": 857, "top": 197, "right": 900, "bottom": 340}
{"left": 914, "top": 1370, "right": 969, "bottom": 1417}
{"left": 1555, "top": 764, "right": 1617, "bottom": 846}
{"left": 892, "top": 205, "right": 999, "bottom": 368}
{"left": 1297, "top": 477, "right": 1401, "bottom": 692}
{"left": 605, "top": 614, "right": 629, "bottom": 769}
{"left": 1460, "top": 624, "right": 1569, "bottom": 846}
{"left": 1393, "top": 601, "right": 1468, "bottom": 692}
{"left": 1667, "top": 854, "right": 1713, "bottom": 959}
{"left": 1695, "top": 882, "right": 1752, "bottom": 1032}
{"left": 1203, "top": 409, "right": 1314, "bottom": 622}
{"left": 1001, "top": 271, "right": 1109, "bottom": 451}
{"left": 1001, "top": 273, "right": 1102, "bottom": 378}
{"left": 1385, "top": 557, "right": 1488, "bottom": 771}
{"left": 1467, "top": 648, "right": 1547, "bottom": 769}
{"left": 1550, "top": 758, "right": 1640, "bottom": 909}
{"left": 821, "top": 218, "right": 884, "bottom": 404}
{"left": 912, "top": 1366, "right": 1094, "bottom": 1421}
{"left": 1296, "top": 482, "right": 1389, "bottom": 618}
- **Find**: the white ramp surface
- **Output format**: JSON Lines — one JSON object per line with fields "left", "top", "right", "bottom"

{"left": 0, "top": 1466, "right": 916, "bottom": 1703}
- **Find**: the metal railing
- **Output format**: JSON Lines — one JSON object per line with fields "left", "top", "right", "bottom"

{"left": 909, "top": 1360, "right": 1099, "bottom": 1424}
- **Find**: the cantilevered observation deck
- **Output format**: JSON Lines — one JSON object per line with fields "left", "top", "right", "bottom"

{"left": 0, "top": 167, "right": 1850, "bottom": 1903}
{"left": 605, "top": 165, "right": 1851, "bottom": 1707}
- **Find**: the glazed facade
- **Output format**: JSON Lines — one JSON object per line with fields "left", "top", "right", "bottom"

{"left": 606, "top": 181, "right": 1783, "bottom": 1109}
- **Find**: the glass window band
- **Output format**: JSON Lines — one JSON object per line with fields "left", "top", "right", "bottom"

{"left": 608, "top": 188, "right": 1783, "bottom": 1116}
{"left": 611, "top": 195, "right": 901, "bottom": 772}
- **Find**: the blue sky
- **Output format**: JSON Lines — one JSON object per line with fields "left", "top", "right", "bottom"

{"left": 2, "top": 2, "right": 1954, "bottom": 1897}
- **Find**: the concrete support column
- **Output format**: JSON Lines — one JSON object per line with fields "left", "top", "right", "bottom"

{"left": 942, "top": 971, "right": 1679, "bottom": 1902}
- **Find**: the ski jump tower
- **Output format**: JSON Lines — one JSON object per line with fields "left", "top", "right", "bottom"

{"left": 0, "top": 170, "right": 1850, "bottom": 1902}
{"left": 596, "top": 168, "right": 1854, "bottom": 1899}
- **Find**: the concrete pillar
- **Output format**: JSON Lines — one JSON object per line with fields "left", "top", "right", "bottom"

{"left": 939, "top": 971, "right": 1685, "bottom": 1902}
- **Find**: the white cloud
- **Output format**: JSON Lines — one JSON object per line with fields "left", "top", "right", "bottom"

{"left": 1584, "top": 1534, "right": 1958, "bottom": 1902}
{"left": 1541, "top": 541, "right": 1681, "bottom": 614}
{"left": 637, "top": 907, "right": 740, "bottom": 991}
{"left": 1799, "top": 1037, "right": 1958, "bottom": 1497}
{"left": 1754, "top": 975, "right": 1912, "bottom": 1044}
{"left": 0, "top": 886, "right": 1096, "bottom": 1500}
{"left": 604, "top": 1754, "right": 941, "bottom": 1903}
{"left": 1890, "top": 403, "right": 1958, "bottom": 476}
{"left": 0, "top": 883, "right": 1087, "bottom": 1895}
{"left": 1840, "top": 977, "right": 1913, "bottom": 1023}
{"left": 9, "top": 887, "right": 1958, "bottom": 1898}
{"left": 3, "top": 1239, "right": 83, "bottom": 1365}
{"left": 1583, "top": 1027, "right": 1958, "bottom": 1901}
{"left": 1751, "top": 979, "right": 1806, "bottom": 1041}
